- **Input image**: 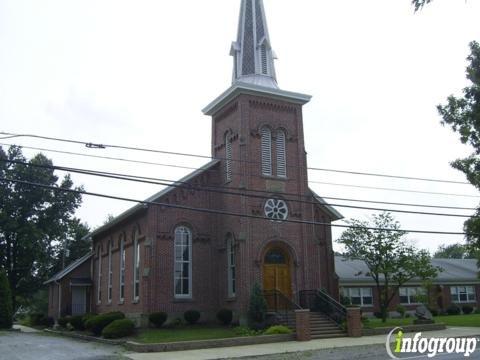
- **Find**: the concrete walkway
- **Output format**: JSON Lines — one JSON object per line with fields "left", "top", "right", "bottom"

{"left": 12, "top": 324, "right": 40, "bottom": 333}
{"left": 125, "top": 327, "right": 480, "bottom": 360}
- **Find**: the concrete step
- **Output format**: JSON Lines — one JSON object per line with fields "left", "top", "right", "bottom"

{"left": 311, "top": 333, "right": 346, "bottom": 340}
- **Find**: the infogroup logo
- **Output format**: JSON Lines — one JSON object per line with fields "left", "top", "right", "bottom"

{"left": 386, "top": 327, "right": 479, "bottom": 358}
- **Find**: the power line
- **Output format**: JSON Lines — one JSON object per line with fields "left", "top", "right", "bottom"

{"left": 0, "top": 131, "right": 471, "bottom": 186}
{"left": 312, "top": 181, "right": 480, "bottom": 198}
{"left": 2, "top": 141, "right": 479, "bottom": 201}
{"left": 0, "top": 176, "right": 474, "bottom": 236}
{"left": 3, "top": 158, "right": 476, "bottom": 219}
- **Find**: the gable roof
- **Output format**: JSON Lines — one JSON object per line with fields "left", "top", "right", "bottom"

{"left": 84, "top": 160, "right": 220, "bottom": 240}
{"left": 44, "top": 252, "right": 92, "bottom": 285}
{"left": 335, "top": 256, "right": 480, "bottom": 285}
{"left": 310, "top": 188, "right": 343, "bottom": 221}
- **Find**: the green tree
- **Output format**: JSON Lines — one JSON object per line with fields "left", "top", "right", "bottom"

{"left": 411, "top": 0, "right": 432, "bottom": 12}
{"left": 0, "top": 269, "right": 13, "bottom": 329}
{"left": 435, "top": 41, "right": 480, "bottom": 261}
{"left": 0, "top": 146, "right": 83, "bottom": 311}
{"left": 434, "top": 243, "right": 478, "bottom": 259}
{"left": 248, "top": 283, "right": 267, "bottom": 325}
{"left": 338, "top": 212, "right": 439, "bottom": 322}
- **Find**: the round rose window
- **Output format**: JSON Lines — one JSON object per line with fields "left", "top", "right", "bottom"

{"left": 264, "top": 199, "right": 288, "bottom": 221}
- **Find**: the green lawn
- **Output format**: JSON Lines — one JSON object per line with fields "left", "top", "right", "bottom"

{"left": 134, "top": 325, "right": 240, "bottom": 344}
{"left": 365, "top": 314, "right": 480, "bottom": 328}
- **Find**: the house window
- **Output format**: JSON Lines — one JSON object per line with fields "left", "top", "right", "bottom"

{"left": 450, "top": 286, "right": 476, "bottom": 303}
{"left": 276, "top": 129, "right": 287, "bottom": 178}
{"left": 227, "top": 235, "right": 236, "bottom": 297}
{"left": 174, "top": 226, "right": 192, "bottom": 298}
{"left": 133, "top": 230, "right": 140, "bottom": 301}
{"left": 107, "top": 241, "right": 113, "bottom": 303}
{"left": 260, "top": 126, "right": 272, "bottom": 176}
{"left": 119, "top": 236, "right": 125, "bottom": 302}
{"left": 97, "top": 246, "right": 102, "bottom": 303}
{"left": 341, "top": 287, "right": 373, "bottom": 306}
{"left": 225, "top": 132, "right": 233, "bottom": 182}
{"left": 399, "top": 287, "right": 425, "bottom": 305}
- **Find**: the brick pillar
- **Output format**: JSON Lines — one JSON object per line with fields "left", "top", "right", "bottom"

{"left": 346, "top": 307, "right": 362, "bottom": 337}
{"left": 295, "top": 309, "right": 311, "bottom": 341}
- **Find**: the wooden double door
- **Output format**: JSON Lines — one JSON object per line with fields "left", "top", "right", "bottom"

{"left": 262, "top": 247, "right": 292, "bottom": 308}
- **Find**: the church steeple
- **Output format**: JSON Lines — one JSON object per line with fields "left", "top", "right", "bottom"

{"left": 230, "top": 0, "right": 278, "bottom": 89}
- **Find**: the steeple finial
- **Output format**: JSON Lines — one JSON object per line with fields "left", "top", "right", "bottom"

{"left": 230, "top": 0, "right": 278, "bottom": 89}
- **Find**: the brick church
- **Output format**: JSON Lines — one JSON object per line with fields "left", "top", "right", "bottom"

{"left": 46, "top": 0, "right": 343, "bottom": 326}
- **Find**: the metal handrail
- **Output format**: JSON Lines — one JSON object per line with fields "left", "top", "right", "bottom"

{"left": 263, "top": 289, "right": 302, "bottom": 328}
{"left": 299, "top": 289, "right": 347, "bottom": 325}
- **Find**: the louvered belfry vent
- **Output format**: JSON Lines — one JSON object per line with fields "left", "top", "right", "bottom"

{"left": 225, "top": 133, "right": 233, "bottom": 182}
{"left": 276, "top": 130, "right": 287, "bottom": 177}
{"left": 261, "top": 126, "right": 272, "bottom": 176}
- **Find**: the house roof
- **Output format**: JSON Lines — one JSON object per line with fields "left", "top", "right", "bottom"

{"left": 335, "top": 256, "right": 480, "bottom": 285}
{"left": 44, "top": 252, "right": 92, "bottom": 285}
{"left": 310, "top": 188, "right": 343, "bottom": 221}
{"left": 83, "top": 160, "right": 220, "bottom": 240}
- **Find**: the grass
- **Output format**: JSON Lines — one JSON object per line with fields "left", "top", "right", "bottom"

{"left": 365, "top": 314, "right": 480, "bottom": 328}
{"left": 134, "top": 325, "right": 240, "bottom": 344}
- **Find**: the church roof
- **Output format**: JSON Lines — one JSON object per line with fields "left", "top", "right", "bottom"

{"left": 44, "top": 252, "right": 92, "bottom": 285}
{"left": 310, "top": 188, "right": 344, "bottom": 221}
{"left": 84, "top": 160, "right": 220, "bottom": 240}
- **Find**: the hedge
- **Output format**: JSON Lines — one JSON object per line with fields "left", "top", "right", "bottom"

{"left": 102, "top": 319, "right": 135, "bottom": 339}
{"left": 184, "top": 310, "right": 201, "bottom": 325}
{"left": 149, "top": 312, "right": 167, "bottom": 328}
{"left": 85, "top": 312, "right": 125, "bottom": 336}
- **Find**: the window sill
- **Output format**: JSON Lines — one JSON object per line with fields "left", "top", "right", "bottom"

{"left": 226, "top": 296, "right": 237, "bottom": 302}
{"left": 133, "top": 298, "right": 140, "bottom": 304}
{"left": 173, "top": 297, "right": 194, "bottom": 303}
{"left": 118, "top": 300, "right": 124, "bottom": 305}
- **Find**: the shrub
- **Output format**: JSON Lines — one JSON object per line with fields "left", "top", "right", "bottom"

{"left": 69, "top": 315, "right": 86, "bottom": 330}
{"left": 248, "top": 283, "right": 267, "bottom": 324}
{"left": 184, "top": 310, "right": 201, "bottom": 325}
{"left": 216, "top": 309, "right": 233, "bottom": 325}
{"left": 0, "top": 270, "right": 13, "bottom": 329}
{"left": 462, "top": 305, "right": 474, "bottom": 315}
{"left": 102, "top": 319, "right": 135, "bottom": 339}
{"left": 263, "top": 325, "right": 292, "bottom": 335}
{"left": 428, "top": 308, "right": 439, "bottom": 317}
{"left": 446, "top": 304, "right": 461, "bottom": 316}
{"left": 233, "top": 326, "right": 262, "bottom": 337}
{"left": 57, "top": 317, "right": 69, "bottom": 328}
{"left": 85, "top": 312, "right": 125, "bottom": 336}
{"left": 82, "top": 313, "right": 96, "bottom": 329}
{"left": 149, "top": 312, "right": 168, "bottom": 328}
{"left": 29, "top": 313, "right": 53, "bottom": 327}
{"left": 405, "top": 313, "right": 411, "bottom": 318}
{"left": 475, "top": 308, "right": 480, "bottom": 315}
{"left": 373, "top": 312, "right": 383, "bottom": 319}
{"left": 396, "top": 305, "right": 406, "bottom": 318}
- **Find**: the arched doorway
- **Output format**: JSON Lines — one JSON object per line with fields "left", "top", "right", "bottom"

{"left": 262, "top": 246, "right": 292, "bottom": 300}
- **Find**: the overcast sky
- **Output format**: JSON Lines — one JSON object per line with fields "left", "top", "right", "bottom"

{"left": 1, "top": 0, "right": 480, "bottom": 254}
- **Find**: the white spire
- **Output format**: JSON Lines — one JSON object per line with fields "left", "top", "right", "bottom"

{"left": 230, "top": 0, "right": 278, "bottom": 89}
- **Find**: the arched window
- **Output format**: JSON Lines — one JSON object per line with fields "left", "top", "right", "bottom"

{"left": 276, "top": 129, "right": 287, "bottom": 178}
{"left": 133, "top": 228, "right": 141, "bottom": 301}
{"left": 96, "top": 245, "right": 102, "bottom": 303}
{"left": 226, "top": 235, "right": 236, "bottom": 298}
{"left": 174, "top": 226, "right": 192, "bottom": 298}
{"left": 107, "top": 240, "right": 113, "bottom": 303}
{"left": 261, "top": 126, "right": 272, "bottom": 176}
{"left": 225, "top": 132, "right": 233, "bottom": 182}
{"left": 119, "top": 235, "right": 125, "bottom": 302}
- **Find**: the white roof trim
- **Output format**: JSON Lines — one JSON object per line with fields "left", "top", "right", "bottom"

{"left": 203, "top": 82, "right": 311, "bottom": 116}
{"left": 310, "top": 188, "right": 344, "bottom": 221}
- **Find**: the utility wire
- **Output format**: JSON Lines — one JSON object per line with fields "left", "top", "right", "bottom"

{"left": 3, "top": 159, "right": 476, "bottom": 219}
{"left": 0, "top": 176, "right": 475, "bottom": 236}
{"left": 0, "top": 131, "right": 471, "bottom": 185}
{"left": 2, "top": 141, "right": 479, "bottom": 202}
